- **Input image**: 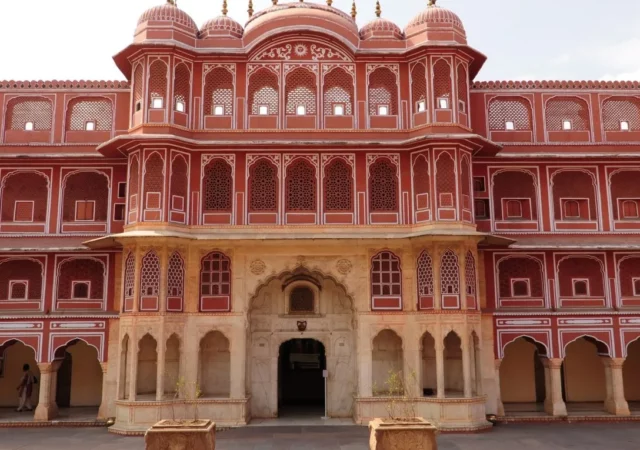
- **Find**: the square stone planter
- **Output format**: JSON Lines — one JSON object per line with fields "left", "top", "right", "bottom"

{"left": 369, "top": 418, "right": 438, "bottom": 450}
{"left": 145, "top": 419, "right": 216, "bottom": 450}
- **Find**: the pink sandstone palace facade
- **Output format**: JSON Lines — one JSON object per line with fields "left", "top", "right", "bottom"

{"left": 0, "top": 0, "right": 639, "bottom": 434}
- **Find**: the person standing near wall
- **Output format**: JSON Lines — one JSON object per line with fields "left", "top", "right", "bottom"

{"left": 16, "top": 364, "right": 36, "bottom": 412}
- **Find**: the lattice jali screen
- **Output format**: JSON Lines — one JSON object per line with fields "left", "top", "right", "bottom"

{"left": 498, "top": 257, "right": 543, "bottom": 298}
{"left": 57, "top": 259, "right": 104, "bottom": 299}
{"left": 170, "top": 155, "right": 188, "bottom": 211}
{"left": 323, "top": 159, "right": 353, "bottom": 211}
{"left": 174, "top": 63, "right": 191, "bottom": 113}
{"left": 602, "top": 97, "right": 640, "bottom": 131}
{"left": 289, "top": 287, "right": 314, "bottom": 313}
{"left": 200, "top": 252, "right": 231, "bottom": 296}
{"left": 368, "top": 68, "right": 398, "bottom": 116}
{"left": 140, "top": 251, "right": 160, "bottom": 297}
{"left": 551, "top": 170, "right": 596, "bottom": 220}
{"left": 0, "top": 172, "right": 48, "bottom": 222}
{"left": 417, "top": 251, "right": 434, "bottom": 296}
{"left": 545, "top": 96, "right": 591, "bottom": 131}
{"left": 62, "top": 171, "right": 109, "bottom": 221}
{"left": 133, "top": 64, "right": 144, "bottom": 106}
{"left": 148, "top": 60, "right": 168, "bottom": 107}
{"left": 203, "top": 159, "right": 233, "bottom": 212}
{"left": 323, "top": 68, "right": 354, "bottom": 116}
{"left": 488, "top": 97, "right": 533, "bottom": 131}
{"left": 493, "top": 170, "right": 538, "bottom": 220}
{"left": 460, "top": 156, "right": 471, "bottom": 209}
{"left": 167, "top": 252, "right": 184, "bottom": 297}
{"left": 0, "top": 259, "right": 42, "bottom": 300}
{"left": 66, "top": 98, "right": 113, "bottom": 131}
{"left": 249, "top": 159, "right": 278, "bottom": 212}
{"left": 204, "top": 67, "right": 234, "bottom": 116}
{"left": 7, "top": 97, "right": 53, "bottom": 130}
{"left": 369, "top": 159, "right": 398, "bottom": 212}
{"left": 286, "top": 69, "right": 317, "bottom": 115}
{"left": 457, "top": 64, "right": 468, "bottom": 106}
{"left": 249, "top": 69, "right": 279, "bottom": 115}
{"left": 619, "top": 257, "right": 640, "bottom": 297}
{"left": 286, "top": 160, "right": 316, "bottom": 211}
{"left": 610, "top": 170, "right": 640, "bottom": 220}
{"left": 413, "top": 155, "right": 430, "bottom": 199}
{"left": 433, "top": 60, "right": 452, "bottom": 107}
{"left": 123, "top": 253, "right": 135, "bottom": 299}
{"left": 371, "top": 251, "right": 402, "bottom": 296}
{"left": 465, "top": 251, "right": 476, "bottom": 296}
{"left": 557, "top": 257, "right": 604, "bottom": 297}
{"left": 435, "top": 153, "right": 456, "bottom": 207}
{"left": 144, "top": 153, "right": 165, "bottom": 209}
{"left": 440, "top": 250, "right": 460, "bottom": 295}
{"left": 411, "top": 63, "right": 427, "bottom": 114}
{"left": 129, "top": 156, "right": 140, "bottom": 214}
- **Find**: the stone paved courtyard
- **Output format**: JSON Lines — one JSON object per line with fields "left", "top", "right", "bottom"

{"left": 1, "top": 423, "right": 640, "bottom": 449}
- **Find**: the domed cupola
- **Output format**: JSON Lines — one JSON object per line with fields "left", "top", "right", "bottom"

{"left": 136, "top": 0, "right": 199, "bottom": 37}
{"left": 201, "top": 0, "right": 244, "bottom": 39}
{"left": 405, "top": 0, "right": 466, "bottom": 45}
{"left": 360, "top": 1, "right": 404, "bottom": 40}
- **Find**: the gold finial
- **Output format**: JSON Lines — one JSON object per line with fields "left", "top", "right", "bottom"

{"left": 327, "top": 0, "right": 333, "bottom": 5}
{"left": 222, "top": 0, "right": 228, "bottom": 16}
{"left": 351, "top": 0, "right": 357, "bottom": 19}
{"left": 167, "top": 0, "right": 176, "bottom": 5}
{"left": 272, "top": 0, "right": 277, "bottom": 4}
{"left": 428, "top": 0, "right": 437, "bottom": 6}
{"left": 248, "top": 0, "right": 254, "bottom": 17}
{"left": 375, "top": 0, "right": 381, "bottom": 18}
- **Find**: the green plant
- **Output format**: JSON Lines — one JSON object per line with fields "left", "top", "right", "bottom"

{"left": 170, "top": 377, "right": 203, "bottom": 424}
{"left": 376, "top": 368, "right": 419, "bottom": 421}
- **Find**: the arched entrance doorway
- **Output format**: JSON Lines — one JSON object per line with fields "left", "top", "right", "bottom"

{"left": 278, "top": 339, "right": 326, "bottom": 417}
{"left": 563, "top": 337, "right": 608, "bottom": 413}
{"left": 53, "top": 340, "right": 103, "bottom": 412}
{"left": 0, "top": 340, "right": 40, "bottom": 414}
{"left": 624, "top": 339, "right": 640, "bottom": 411}
{"left": 500, "top": 337, "right": 547, "bottom": 413}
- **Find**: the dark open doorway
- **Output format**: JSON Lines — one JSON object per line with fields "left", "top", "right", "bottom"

{"left": 278, "top": 339, "right": 326, "bottom": 417}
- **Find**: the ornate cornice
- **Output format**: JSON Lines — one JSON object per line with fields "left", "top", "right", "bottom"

{"left": 473, "top": 80, "right": 640, "bottom": 91}
{"left": 0, "top": 80, "right": 130, "bottom": 90}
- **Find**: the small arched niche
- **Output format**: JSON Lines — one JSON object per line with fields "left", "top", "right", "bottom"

{"left": 282, "top": 272, "right": 322, "bottom": 316}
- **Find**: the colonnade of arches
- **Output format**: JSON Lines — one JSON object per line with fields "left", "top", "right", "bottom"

{"left": 370, "top": 328, "right": 482, "bottom": 400}
{"left": 498, "top": 336, "right": 640, "bottom": 416}
{"left": 118, "top": 330, "right": 231, "bottom": 402}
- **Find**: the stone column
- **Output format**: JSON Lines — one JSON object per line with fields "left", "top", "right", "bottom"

{"left": 159, "top": 246, "right": 169, "bottom": 313}
{"left": 432, "top": 247, "right": 442, "bottom": 311}
{"left": 435, "top": 336, "right": 445, "bottom": 398}
{"left": 128, "top": 328, "right": 138, "bottom": 401}
{"left": 543, "top": 358, "right": 567, "bottom": 416}
{"left": 230, "top": 321, "right": 247, "bottom": 398}
{"left": 603, "top": 358, "right": 630, "bottom": 416}
{"left": 34, "top": 363, "right": 59, "bottom": 421}
{"left": 494, "top": 359, "right": 505, "bottom": 416}
{"left": 461, "top": 329, "right": 473, "bottom": 398}
{"left": 457, "top": 246, "right": 469, "bottom": 311}
{"left": 98, "top": 362, "right": 110, "bottom": 419}
{"left": 156, "top": 331, "right": 167, "bottom": 401}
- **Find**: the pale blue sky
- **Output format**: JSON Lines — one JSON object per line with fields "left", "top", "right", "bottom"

{"left": 0, "top": 0, "right": 638, "bottom": 81}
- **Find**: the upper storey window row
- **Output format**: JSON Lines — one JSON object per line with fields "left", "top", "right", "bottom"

{"left": 485, "top": 93, "right": 640, "bottom": 144}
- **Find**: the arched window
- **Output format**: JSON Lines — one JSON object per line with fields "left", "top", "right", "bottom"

{"left": 169, "top": 155, "right": 188, "bottom": 223}
{"left": 465, "top": 251, "right": 477, "bottom": 299}
{"left": 558, "top": 256, "right": 604, "bottom": 300}
{"left": 289, "top": 286, "right": 314, "bottom": 313}
{"left": 323, "top": 68, "right": 354, "bottom": 116}
{"left": 457, "top": 64, "right": 468, "bottom": 114}
{"left": 143, "top": 153, "right": 165, "bottom": 213}
{"left": 249, "top": 69, "right": 279, "bottom": 115}
{"left": 433, "top": 60, "right": 452, "bottom": 109}
{"left": 66, "top": 98, "right": 113, "bottom": 131}
{"left": 167, "top": 252, "right": 184, "bottom": 312}
{"left": 6, "top": 97, "right": 53, "bottom": 131}
{"left": 413, "top": 155, "right": 431, "bottom": 216}
{"left": 498, "top": 256, "right": 544, "bottom": 304}
{"left": 545, "top": 96, "right": 590, "bottom": 131}
{"left": 123, "top": 253, "right": 135, "bottom": 311}
{"left": 610, "top": 170, "right": 640, "bottom": 221}
{"left": 368, "top": 68, "right": 398, "bottom": 116}
{"left": 132, "top": 64, "right": 144, "bottom": 114}
{"left": 249, "top": 159, "right": 278, "bottom": 213}
{"left": 286, "top": 159, "right": 316, "bottom": 212}
{"left": 0, "top": 259, "right": 43, "bottom": 302}
{"left": 148, "top": 60, "right": 168, "bottom": 109}
{"left": 140, "top": 251, "right": 160, "bottom": 299}
{"left": 440, "top": 250, "right": 460, "bottom": 296}
{"left": 411, "top": 63, "right": 427, "bottom": 115}
{"left": 128, "top": 155, "right": 140, "bottom": 223}
{"left": 57, "top": 258, "right": 104, "bottom": 303}
{"left": 202, "top": 159, "right": 233, "bottom": 212}
{"left": 460, "top": 155, "right": 472, "bottom": 212}
{"left": 602, "top": 97, "right": 640, "bottom": 131}
{"left": 323, "top": 158, "right": 353, "bottom": 212}
{"left": 1, "top": 172, "right": 49, "bottom": 224}
{"left": 488, "top": 97, "right": 533, "bottom": 131}
{"left": 173, "top": 63, "right": 191, "bottom": 114}
{"left": 435, "top": 152, "right": 456, "bottom": 211}
{"left": 417, "top": 251, "right": 434, "bottom": 309}
{"left": 200, "top": 252, "right": 231, "bottom": 312}
{"left": 73, "top": 282, "right": 89, "bottom": 299}
{"left": 204, "top": 67, "right": 233, "bottom": 116}
{"left": 369, "top": 159, "right": 398, "bottom": 212}
{"left": 286, "top": 68, "right": 317, "bottom": 116}
{"left": 371, "top": 251, "right": 402, "bottom": 310}
{"left": 62, "top": 171, "right": 109, "bottom": 223}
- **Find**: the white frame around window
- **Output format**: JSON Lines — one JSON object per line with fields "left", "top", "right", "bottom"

{"left": 213, "top": 105, "right": 225, "bottom": 116}
{"left": 333, "top": 104, "right": 345, "bottom": 116}
{"left": 378, "top": 105, "right": 389, "bottom": 116}
{"left": 258, "top": 105, "right": 269, "bottom": 116}
{"left": 511, "top": 278, "right": 531, "bottom": 298}
{"left": 438, "top": 98, "right": 449, "bottom": 109}
{"left": 13, "top": 200, "right": 35, "bottom": 222}
{"left": 175, "top": 100, "right": 185, "bottom": 113}
{"left": 620, "top": 121, "right": 630, "bottom": 131}
{"left": 71, "top": 280, "right": 91, "bottom": 300}
{"left": 417, "top": 100, "right": 426, "bottom": 113}
{"left": 505, "top": 199, "right": 524, "bottom": 219}
{"left": 562, "top": 119, "right": 573, "bottom": 131}
{"left": 633, "top": 278, "right": 640, "bottom": 297}
{"left": 151, "top": 97, "right": 164, "bottom": 109}
{"left": 572, "top": 278, "right": 590, "bottom": 297}
{"left": 620, "top": 199, "right": 640, "bottom": 219}
{"left": 8, "top": 280, "right": 29, "bottom": 301}
{"left": 117, "top": 182, "right": 127, "bottom": 199}
{"left": 296, "top": 105, "right": 306, "bottom": 116}
{"left": 84, "top": 121, "right": 96, "bottom": 131}
{"left": 75, "top": 200, "right": 96, "bottom": 222}
{"left": 24, "top": 122, "right": 34, "bottom": 131}
{"left": 561, "top": 198, "right": 587, "bottom": 220}
{"left": 505, "top": 121, "right": 515, "bottom": 131}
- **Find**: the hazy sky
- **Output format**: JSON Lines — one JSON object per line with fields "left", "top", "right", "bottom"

{"left": 0, "top": 0, "right": 638, "bottom": 81}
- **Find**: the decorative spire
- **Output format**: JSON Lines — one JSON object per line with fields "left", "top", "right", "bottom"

{"left": 428, "top": 0, "right": 437, "bottom": 6}
{"left": 351, "top": 0, "right": 357, "bottom": 19}
{"left": 327, "top": 0, "right": 333, "bottom": 6}
{"left": 248, "top": 0, "right": 254, "bottom": 17}
{"left": 272, "top": 0, "right": 277, "bottom": 5}
{"left": 375, "top": 0, "right": 381, "bottom": 18}
{"left": 222, "top": 0, "right": 228, "bottom": 16}
{"left": 167, "top": 0, "right": 176, "bottom": 5}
